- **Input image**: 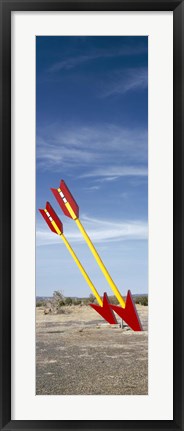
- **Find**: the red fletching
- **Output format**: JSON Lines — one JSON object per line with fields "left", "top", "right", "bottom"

{"left": 51, "top": 187, "right": 71, "bottom": 219}
{"left": 39, "top": 209, "right": 57, "bottom": 234}
{"left": 46, "top": 202, "right": 63, "bottom": 233}
{"left": 39, "top": 203, "right": 63, "bottom": 235}
{"left": 51, "top": 180, "right": 79, "bottom": 219}
{"left": 60, "top": 180, "right": 79, "bottom": 217}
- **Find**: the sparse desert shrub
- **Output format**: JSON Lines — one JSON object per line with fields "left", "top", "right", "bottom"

{"left": 134, "top": 296, "right": 148, "bottom": 306}
{"left": 109, "top": 295, "right": 119, "bottom": 305}
{"left": 56, "top": 308, "right": 67, "bottom": 314}
{"left": 44, "top": 308, "right": 52, "bottom": 314}
{"left": 73, "top": 299, "right": 81, "bottom": 305}
{"left": 36, "top": 301, "right": 45, "bottom": 307}
{"left": 82, "top": 298, "right": 90, "bottom": 305}
{"left": 141, "top": 296, "right": 148, "bottom": 306}
{"left": 53, "top": 290, "right": 65, "bottom": 306}
{"left": 65, "top": 297, "right": 73, "bottom": 306}
{"left": 88, "top": 294, "right": 95, "bottom": 303}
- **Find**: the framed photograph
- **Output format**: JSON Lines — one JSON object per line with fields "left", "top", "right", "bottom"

{"left": 0, "top": 0, "right": 183, "bottom": 430}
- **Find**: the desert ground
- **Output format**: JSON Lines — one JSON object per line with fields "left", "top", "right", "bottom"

{"left": 36, "top": 304, "right": 148, "bottom": 395}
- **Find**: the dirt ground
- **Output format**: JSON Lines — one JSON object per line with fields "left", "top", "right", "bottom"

{"left": 36, "top": 304, "right": 148, "bottom": 395}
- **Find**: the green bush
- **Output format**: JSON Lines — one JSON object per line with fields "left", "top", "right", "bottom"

{"left": 88, "top": 294, "right": 95, "bottom": 303}
{"left": 65, "top": 297, "right": 73, "bottom": 306}
{"left": 108, "top": 295, "right": 119, "bottom": 305}
{"left": 134, "top": 295, "right": 148, "bottom": 306}
{"left": 53, "top": 290, "right": 65, "bottom": 306}
{"left": 73, "top": 299, "right": 81, "bottom": 305}
{"left": 36, "top": 301, "right": 45, "bottom": 307}
{"left": 82, "top": 298, "right": 89, "bottom": 305}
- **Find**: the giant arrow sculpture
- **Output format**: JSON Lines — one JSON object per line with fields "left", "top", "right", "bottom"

{"left": 50, "top": 180, "right": 143, "bottom": 331}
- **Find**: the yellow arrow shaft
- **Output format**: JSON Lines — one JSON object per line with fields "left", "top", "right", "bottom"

{"left": 47, "top": 213, "right": 102, "bottom": 306}
{"left": 60, "top": 233, "right": 103, "bottom": 307}
{"left": 75, "top": 218, "right": 125, "bottom": 308}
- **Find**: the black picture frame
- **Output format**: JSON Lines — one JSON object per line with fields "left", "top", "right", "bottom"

{"left": 0, "top": 1, "right": 183, "bottom": 430}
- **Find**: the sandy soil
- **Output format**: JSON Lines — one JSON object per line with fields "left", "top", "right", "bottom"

{"left": 36, "top": 304, "right": 148, "bottom": 395}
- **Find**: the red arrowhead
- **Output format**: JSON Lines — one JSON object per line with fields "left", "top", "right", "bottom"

{"left": 111, "top": 290, "right": 143, "bottom": 331}
{"left": 90, "top": 293, "right": 117, "bottom": 325}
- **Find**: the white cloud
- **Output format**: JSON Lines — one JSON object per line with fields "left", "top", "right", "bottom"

{"left": 84, "top": 185, "right": 100, "bottom": 191}
{"left": 49, "top": 45, "right": 147, "bottom": 72}
{"left": 81, "top": 166, "right": 148, "bottom": 179}
{"left": 36, "top": 215, "right": 147, "bottom": 246}
{"left": 37, "top": 124, "right": 147, "bottom": 175}
{"left": 100, "top": 68, "right": 148, "bottom": 98}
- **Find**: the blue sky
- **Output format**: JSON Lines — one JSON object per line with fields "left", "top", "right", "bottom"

{"left": 36, "top": 36, "right": 148, "bottom": 298}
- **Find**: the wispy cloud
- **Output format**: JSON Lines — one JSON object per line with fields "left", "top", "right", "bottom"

{"left": 100, "top": 67, "right": 148, "bottom": 98}
{"left": 84, "top": 185, "right": 100, "bottom": 191}
{"left": 49, "top": 45, "right": 147, "bottom": 73}
{"left": 37, "top": 124, "right": 147, "bottom": 176}
{"left": 81, "top": 166, "right": 148, "bottom": 179}
{"left": 49, "top": 53, "right": 98, "bottom": 72}
{"left": 36, "top": 215, "right": 148, "bottom": 247}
